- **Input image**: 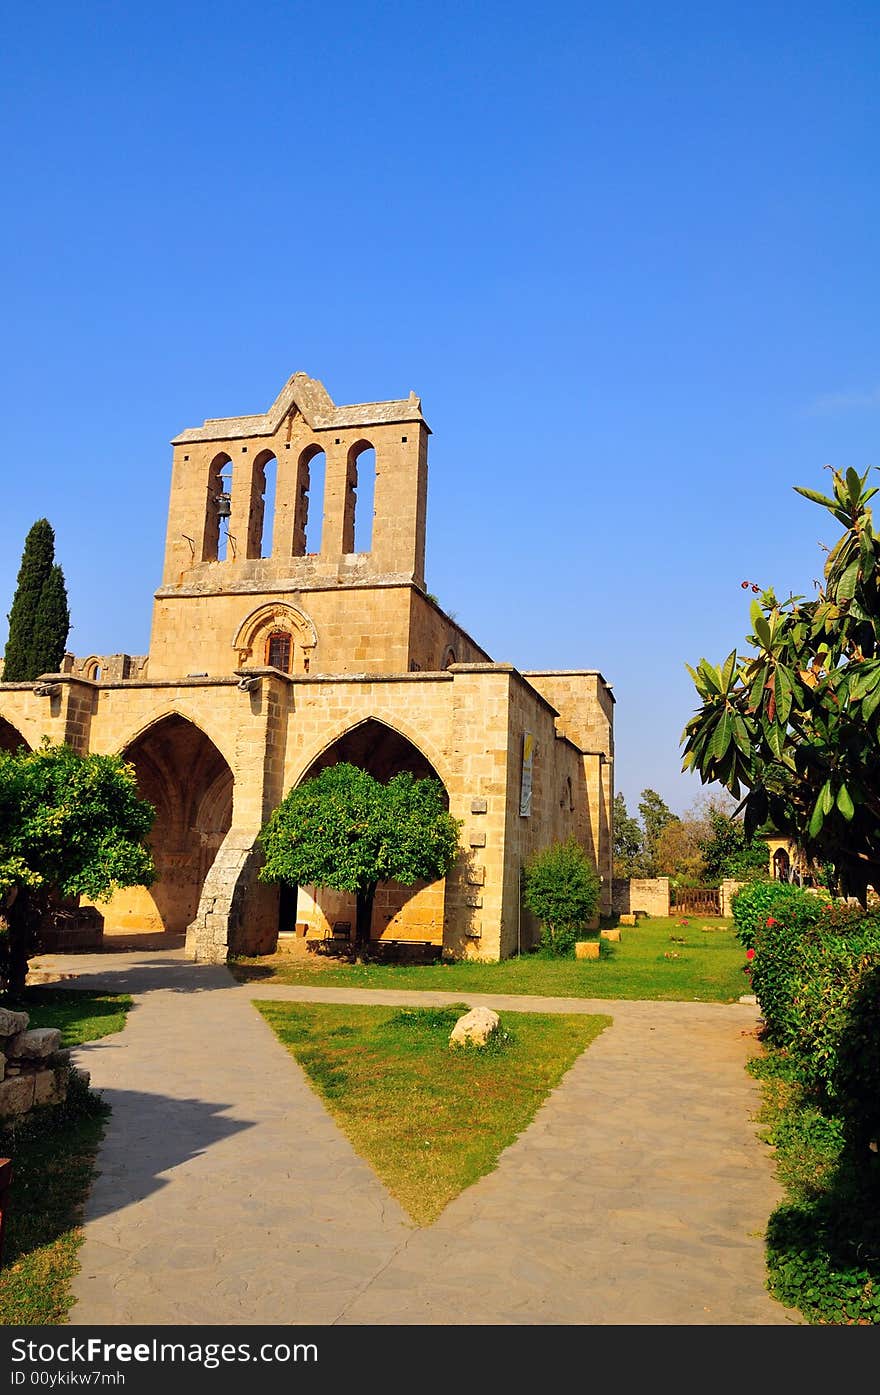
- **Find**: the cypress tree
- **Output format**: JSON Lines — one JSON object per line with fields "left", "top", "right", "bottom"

{"left": 29, "top": 563, "right": 70, "bottom": 677}
{"left": 3, "top": 519, "right": 56, "bottom": 681}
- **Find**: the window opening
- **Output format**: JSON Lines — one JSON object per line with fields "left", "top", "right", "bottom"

{"left": 267, "top": 631, "right": 292, "bottom": 672}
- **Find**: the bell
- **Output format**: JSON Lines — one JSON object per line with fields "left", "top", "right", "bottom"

{"left": 215, "top": 493, "right": 231, "bottom": 519}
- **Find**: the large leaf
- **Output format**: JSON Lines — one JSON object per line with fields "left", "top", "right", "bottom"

{"left": 697, "top": 659, "right": 722, "bottom": 695}
{"left": 764, "top": 720, "right": 786, "bottom": 761}
{"left": 732, "top": 714, "right": 752, "bottom": 756}
{"left": 748, "top": 668, "right": 766, "bottom": 712}
{"left": 836, "top": 559, "right": 861, "bottom": 602}
{"left": 846, "top": 467, "right": 863, "bottom": 504}
{"left": 794, "top": 486, "right": 837, "bottom": 510}
{"left": 720, "top": 649, "right": 738, "bottom": 693}
{"left": 710, "top": 710, "right": 733, "bottom": 761}
{"left": 774, "top": 667, "right": 794, "bottom": 725}
{"left": 836, "top": 783, "right": 855, "bottom": 820}
{"left": 863, "top": 685, "right": 880, "bottom": 723}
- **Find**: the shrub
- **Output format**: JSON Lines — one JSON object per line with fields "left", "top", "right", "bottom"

{"left": 731, "top": 883, "right": 824, "bottom": 1046}
{"left": 731, "top": 879, "right": 822, "bottom": 950}
{"left": 747, "top": 895, "right": 880, "bottom": 1184}
{"left": 765, "top": 1175, "right": 880, "bottom": 1324}
{"left": 831, "top": 956, "right": 880, "bottom": 1174}
{"left": 785, "top": 918, "right": 880, "bottom": 1172}
{"left": 522, "top": 837, "right": 601, "bottom": 956}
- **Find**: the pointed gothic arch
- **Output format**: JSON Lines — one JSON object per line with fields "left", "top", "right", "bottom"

{"left": 204, "top": 452, "right": 234, "bottom": 561}
{"left": 296, "top": 443, "right": 326, "bottom": 556}
{"left": 344, "top": 439, "right": 376, "bottom": 553}
{"left": 288, "top": 717, "right": 451, "bottom": 949}
{"left": 247, "top": 449, "right": 278, "bottom": 560}
{"left": 94, "top": 713, "right": 234, "bottom": 935}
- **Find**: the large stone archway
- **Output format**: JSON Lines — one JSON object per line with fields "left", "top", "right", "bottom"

{"left": 94, "top": 714, "right": 234, "bottom": 936}
{"left": 293, "top": 718, "right": 450, "bottom": 949}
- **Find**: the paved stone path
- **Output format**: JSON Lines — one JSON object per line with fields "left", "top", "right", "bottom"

{"left": 40, "top": 948, "right": 801, "bottom": 1325}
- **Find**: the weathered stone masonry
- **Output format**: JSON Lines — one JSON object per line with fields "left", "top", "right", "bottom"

{"left": 0, "top": 373, "right": 614, "bottom": 962}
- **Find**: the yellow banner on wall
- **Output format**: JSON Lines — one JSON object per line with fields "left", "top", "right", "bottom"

{"left": 520, "top": 732, "right": 534, "bottom": 817}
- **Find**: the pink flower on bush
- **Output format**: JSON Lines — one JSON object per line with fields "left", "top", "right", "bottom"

{"left": 746, "top": 948, "right": 755, "bottom": 960}
{"left": 765, "top": 917, "right": 778, "bottom": 927}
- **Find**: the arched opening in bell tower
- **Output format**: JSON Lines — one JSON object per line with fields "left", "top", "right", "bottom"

{"left": 204, "top": 453, "right": 234, "bottom": 562}
{"left": 249, "top": 450, "right": 278, "bottom": 559}
{"left": 345, "top": 440, "right": 376, "bottom": 553}
{"left": 298, "top": 445, "right": 326, "bottom": 556}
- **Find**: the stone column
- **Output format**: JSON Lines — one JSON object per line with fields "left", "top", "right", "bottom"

{"left": 186, "top": 672, "right": 291, "bottom": 962}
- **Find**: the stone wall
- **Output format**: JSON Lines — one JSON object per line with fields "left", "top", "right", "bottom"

{"left": 721, "top": 879, "right": 744, "bottom": 919}
{"left": 0, "top": 662, "right": 611, "bottom": 964}
{"left": 612, "top": 877, "right": 670, "bottom": 918}
{"left": 0, "top": 1008, "right": 81, "bottom": 1122}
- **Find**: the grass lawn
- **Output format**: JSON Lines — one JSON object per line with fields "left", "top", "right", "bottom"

{"left": 0, "top": 989, "right": 132, "bottom": 1325}
{"left": 256, "top": 999, "right": 610, "bottom": 1223}
{"left": 235, "top": 916, "right": 748, "bottom": 1002}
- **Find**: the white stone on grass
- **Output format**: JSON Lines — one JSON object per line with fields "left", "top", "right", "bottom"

{"left": 449, "top": 1006, "right": 500, "bottom": 1048}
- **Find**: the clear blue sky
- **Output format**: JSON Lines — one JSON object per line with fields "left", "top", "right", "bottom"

{"left": 1, "top": 1, "right": 877, "bottom": 814}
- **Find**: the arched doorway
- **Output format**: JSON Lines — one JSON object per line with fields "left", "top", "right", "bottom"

{"left": 0, "top": 717, "right": 30, "bottom": 754}
{"left": 291, "top": 719, "right": 449, "bottom": 948}
{"left": 94, "top": 715, "right": 234, "bottom": 936}
{"left": 773, "top": 847, "right": 791, "bottom": 882}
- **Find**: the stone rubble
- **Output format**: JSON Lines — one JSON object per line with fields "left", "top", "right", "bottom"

{"left": 0, "top": 1009, "right": 76, "bottom": 1120}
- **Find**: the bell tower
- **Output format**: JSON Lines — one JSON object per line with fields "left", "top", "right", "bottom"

{"left": 147, "top": 373, "right": 432, "bottom": 679}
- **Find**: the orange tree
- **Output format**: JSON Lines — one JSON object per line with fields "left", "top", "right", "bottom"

{"left": 258, "top": 763, "right": 461, "bottom": 946}
{"left": 682, "top": 467, "right": 880, "bottom": 901}
{"left": 0, "top": 742, "right": 155, "bottom": 994}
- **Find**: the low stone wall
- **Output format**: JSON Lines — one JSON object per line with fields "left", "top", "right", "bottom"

{"left": 721, "top": 879, "right": 744, "bottom": 919}
{"left": 612, "top": 877, "right": 670, "bottom": 918}
{"left": 36, "top": 905, "right": 104, "bottom": 953}
{"left": 0, "top": 1007, "right": 83, "bottom": 1121}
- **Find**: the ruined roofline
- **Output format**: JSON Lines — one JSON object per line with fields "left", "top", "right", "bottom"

{"left": 522, "top": 669, "right": 616, "bottom": 701}
{"left": 171, "top": 371, "right": 429, "bottom": 445}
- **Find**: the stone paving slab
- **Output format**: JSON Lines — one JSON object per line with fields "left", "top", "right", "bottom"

{"left": 39, "top": 948, "right": 802, "bottom": 1325}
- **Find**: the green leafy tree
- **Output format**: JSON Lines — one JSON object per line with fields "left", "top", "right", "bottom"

{"left": 654, "top": 816, "right": 707, "bottom": 884}
{"left": 0, "top": 743, "right": 156, "bottom": 994}
{"left": 3, "top": 519, "right": 60, "bottom": 682}
{"left": 682, "top": 466, "right": 880, "bottom": 901}
{"left": 258, "top": 763, "right": 462, "bottom": 947}
{"left": 28, "top": 563, "right": 70, "bottom": 678}
{"left": 638, "top": 788, "right": 678, "bottom": 876}
{"left": 522, "top": 836, "right": 601, "bottom": 955}
{"left": 613, "top": 792, "right": 647, "bottom": 878}
{"left": 699, "top": 806, "right": 769, "bottom": 882}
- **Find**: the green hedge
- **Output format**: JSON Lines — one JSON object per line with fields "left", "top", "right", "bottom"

{"left": 740, "top": 888, "right": 880, "bottom": 1179}
{"left": 791, "top": 917, "right": 880, "bottom": 1171}
{"left": 731, "top": 879, "right": 824, "bottom": 951}
{"left": 733, "top": 883, "right": 825, "bottom": 1045}
{"left": 739, "top": 892, "right": 880, "bottom": 1323}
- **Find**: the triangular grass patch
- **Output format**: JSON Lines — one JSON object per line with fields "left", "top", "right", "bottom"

{"left": 254, "top": 999, "right": 610, "bottom": 1225}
